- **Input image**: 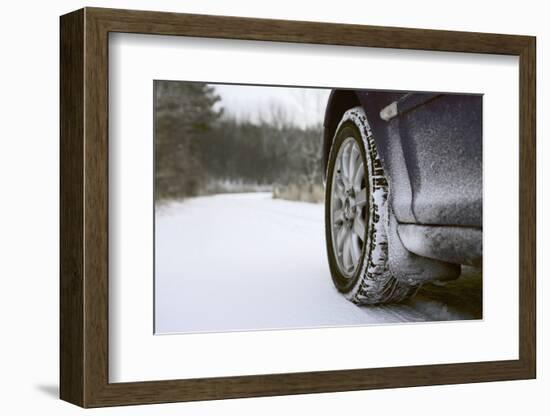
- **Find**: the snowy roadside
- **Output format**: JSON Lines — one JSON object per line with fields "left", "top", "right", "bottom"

{"left": 155, "top": 192, "right": 481, "bottom": 334}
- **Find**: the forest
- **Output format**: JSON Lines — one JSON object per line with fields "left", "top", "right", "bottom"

{"left": 154, "top": 80, "right": 325, "bottom": 205}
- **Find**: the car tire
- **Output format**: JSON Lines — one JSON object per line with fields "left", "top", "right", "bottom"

{"left": 325, "top": 106, "right": 419, "bottom": 304}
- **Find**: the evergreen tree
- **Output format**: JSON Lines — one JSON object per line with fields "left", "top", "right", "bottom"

{"left": 154, "top": 81, "right": 222, "bottom": 200}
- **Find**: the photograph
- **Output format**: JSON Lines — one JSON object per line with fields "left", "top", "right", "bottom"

{"left": 153, "top": 81, "right": 483, "bottom": 334}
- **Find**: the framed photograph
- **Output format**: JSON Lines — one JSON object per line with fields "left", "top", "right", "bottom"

{"left": 60, "top": 7, "right": 536, "bottom": 408}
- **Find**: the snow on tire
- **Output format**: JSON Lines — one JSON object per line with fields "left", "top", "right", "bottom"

{"left": 325, "top": 106, "right": 419, "bottom": 305}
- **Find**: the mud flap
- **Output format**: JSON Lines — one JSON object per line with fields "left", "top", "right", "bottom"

{"left": 387, "top": 206, "right": 460, "bottom": 284}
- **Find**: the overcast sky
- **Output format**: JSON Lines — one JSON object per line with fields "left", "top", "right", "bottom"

{"left": 210, "top": 83, "right": 331, "bottom": 129}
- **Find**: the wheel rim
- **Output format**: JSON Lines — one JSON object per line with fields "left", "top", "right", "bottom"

{"left": 330, "top": 137, "right": 368, "bottom": 279}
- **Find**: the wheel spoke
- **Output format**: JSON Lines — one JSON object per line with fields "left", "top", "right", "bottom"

{"left": 333, "top": 209, "right": 344, "bottom": 224}
{"left": 342, "top": 233, "right": 353, "bottom": 270}
{"left": 354, "top": 188, "right": 367, "bottom": 207}
{"left": 340, "top": 143, "right": 347, "bottom": 173}
{"left": 353, "top": 215, "right": 366, "bottom": 240}
{"left": 353, "top": 163, "right": 364, "bottom": 190}
{"left": 349, "top": 145, "right": 359, "bottom": 183}
{"left": 350, "top": 233, "right": 360, "bottom": 265}
{"left": 340, "top": 147, "right": 351, "bottom": 188}
{"left": 336, "top": 224, "right": 348, "bottom": 250}
{"left": 335, "top": 179, "right": 346, "bottom": 201}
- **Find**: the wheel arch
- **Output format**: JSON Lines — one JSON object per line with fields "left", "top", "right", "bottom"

{"left": 322, "top": 90, "right": 392, "bottom": 178}
{"left": 322, "top": 90, "right": 361, "bottom": 176}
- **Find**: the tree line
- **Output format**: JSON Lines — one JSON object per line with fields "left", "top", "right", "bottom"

{"left": 155, "top": 80, "right": 324, "bottom": 204}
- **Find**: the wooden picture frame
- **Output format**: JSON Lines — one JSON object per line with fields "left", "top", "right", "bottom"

{"left": 60, "top": 7, "right": 536, "bottom": 408}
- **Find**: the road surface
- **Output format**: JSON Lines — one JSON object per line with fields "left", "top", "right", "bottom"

{"left": 155, "top": 192, "right": 481, "bottom": 334}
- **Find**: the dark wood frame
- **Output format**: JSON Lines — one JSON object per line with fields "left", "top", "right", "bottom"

{"left": 60, "top": 7, "right": 536, "bottom": 408}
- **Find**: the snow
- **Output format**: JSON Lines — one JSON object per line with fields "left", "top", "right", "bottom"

{"left": 155, "top": 192, "right": 481, "bottom": 334}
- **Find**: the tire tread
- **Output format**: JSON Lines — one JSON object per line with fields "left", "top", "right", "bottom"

{"left": 328, "top": 107, "right": 419, "bottom": 305}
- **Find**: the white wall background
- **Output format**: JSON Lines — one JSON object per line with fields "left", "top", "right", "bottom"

{"left": 0, "top": 0, "right": 545, "bottom": 414}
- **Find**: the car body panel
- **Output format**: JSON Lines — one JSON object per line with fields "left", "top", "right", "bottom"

{"left": 324, "top": 89, "right": 482, "bottom": 228}
{"left": 323, "top": 89, "right": 482, "bottom": 270}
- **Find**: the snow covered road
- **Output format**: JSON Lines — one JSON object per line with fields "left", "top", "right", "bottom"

{"left": 155, "top": 192, "right": 481, "bottom": 334}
